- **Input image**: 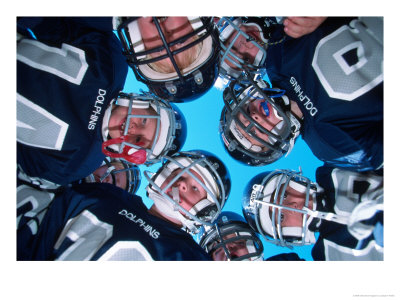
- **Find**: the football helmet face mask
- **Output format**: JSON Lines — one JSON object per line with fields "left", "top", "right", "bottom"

{"left": 216, "top": 17, "right": 284, "bottom": 81}
{"left": 242, "top": 170, "right": 318, "bottom": 248}
{"left": 117, "top": 17, "right": 220, "bottom": 102}
{"left": 85, "top": 158, "right": 141, "bottom": 194}
{"left": 102, "top": 92, "right": 187, "bottom": 166}
{"left": 144, "top": 150, "right": 231, "bottom": 234}
{"left": 197, "top": 211, "right": 264, "bottom": 261}
{"left": 220, "top": 76, "right": 301, "bottom": 166}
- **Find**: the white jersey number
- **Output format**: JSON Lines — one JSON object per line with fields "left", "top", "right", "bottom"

{"left": 17, "top": 38, "right": 88, "bottom": 85}
{"left": 331, "top": 168, "right": 383, "bottom": 216}
{"left": 17, "top": 93, "right": 69, "bottom": 150}
{"left": 54, "top": 210, "right": 153, "bottom": 261}
{"left": 16, "top": 38, "right": 88, "bottom": 150}
{"left": 17, "top": 185, "right": 55, "bottom": 234}
{"left": 312, "top": 17, "right": 383, "bottom": 101}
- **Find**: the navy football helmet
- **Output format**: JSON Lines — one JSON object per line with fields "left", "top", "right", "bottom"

{"left": 219, "top": 75, "right": 301, "bottom": 166}
{"left": 242, "top": 170, "right": 319, "bottom": 248}
{"left": 216, "top": 17, "right": 285, "bottom": 81}
{"left": 102, "top": 92, "right": 187, "bottom": 166}
{"left": 117, "top": 17, "right": 220, "bottom": 102}
{"left": 197, "top": 211, "right": 264, "bottom": 261}
{"left": 84, "top": 157, "right": 141, "bottom": 194}
{"left": 144, "top": 150, "right": 231, "bottom": 234}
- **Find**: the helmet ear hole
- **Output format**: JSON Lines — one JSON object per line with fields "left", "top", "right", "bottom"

{"left": 196, "top": 204, "right": 217, "bottom": 221}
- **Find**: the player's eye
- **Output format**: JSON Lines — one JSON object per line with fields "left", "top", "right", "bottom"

{"left": 246, "top": 104, "right": 251, "bottom": 115}
{"left": 235, "top": 240, "right": 246, "bottom": 247}
{"left": 141, "top": 118, "right": 147, "bottom": 125}
{"left": 280, "top": 212, "right": 285, "bottom": 223}
{"left": 192, "top": 185, "right": 199, "bottom": 192}
{"left": 243, "top": 56, "right": 250, "bottom": 64}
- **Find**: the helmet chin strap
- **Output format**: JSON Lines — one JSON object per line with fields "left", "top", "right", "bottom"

{"left": 303, "top": 207, "right": 349, "bottom": 225}
{"left": 147, "top": 188, "right": 199, "bottom": 233}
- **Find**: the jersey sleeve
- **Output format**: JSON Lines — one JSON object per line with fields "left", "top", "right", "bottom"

{"left": 17, "top": 17, "right": 128, "bottom": 186}
{"left": 312, "top": 166, "right": 383, "bottom": 260}
{"left": 266, "top": 17, "right": 383, "bottom": 172}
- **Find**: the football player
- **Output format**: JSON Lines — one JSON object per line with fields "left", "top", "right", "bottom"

{"left": 242, "top": 167, "right": 383, "bottom": 260}
{"left": 17, "top": 183, "right": 211, "bottom": 261}
{"left": 220, "top": 77, "right": 302, "bottom": 165}
{"left": 144, "top": 150, "right": 231, "bottom": 234}
{"left": 216, "top": 17, "right": 326, "bottom": 81}
{"left": 80, "top": 157, "right": 141, "bottom": 194}
{"left": 197, "top": 211, "right": 264, "bottom": 261}
{"left": 17, "top": 150, "right": 230, "bottom": 260}
{"left": 18, "top": 157, "right": 141, "bottom": 194}
{"left": 218, "top": 17, "right": 383, "bottom": 172}
{"left": 116, "top": 17, "right": 221, "bottom": 102}
{"left": 17, "top": 17, "right": 186, "bottom": 187}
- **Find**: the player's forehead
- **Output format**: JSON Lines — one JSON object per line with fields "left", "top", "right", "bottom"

{"left": 210, "top": 231, "right": 241, "bottom": 246}
{"left": 169, "top": 167, "right": 204, "bottom": 183}
{"left": 271, "top": 181, "right": 305, "bottom": 199}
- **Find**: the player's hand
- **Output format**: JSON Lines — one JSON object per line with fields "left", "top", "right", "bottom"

{"left": 283, "top": 17, "right": 327, "bottom": 38}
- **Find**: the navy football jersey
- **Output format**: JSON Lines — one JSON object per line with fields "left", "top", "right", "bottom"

{"left": 17, "top": 180, "right": 56, "bottom": 260}
{"left": 17, "top": 182, "right": 211, "bottom": 261}
{"left": 311, "top": 166, "right": 383, "bottom": 261}
{"left": 17, "top": 17, "right": 128, "bottom": 185}
{"left": 266, "top": 17, "right": 383, "bottom": 171}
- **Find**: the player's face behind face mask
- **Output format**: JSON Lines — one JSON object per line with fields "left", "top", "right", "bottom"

{"left": 86, "top": 162, "right": 127, "bottom": 190}
{"left": 160, "top": 167, "right": 207, "bottom": 215}
{"left": 137, "top": 17, "right": 202, "bottom": 76}
{"left": 218, "top": 18, "right": 268, "bottom": 79}
{"left": 269, "top": 184, "right": 314, "bottom": 229}
{"left": 108, "top": 105, "right": 158, "bottom": 150}
{"left": 223, "top": 24, "right": 264, "bottom": 70}
{"left": 145, "top": 151, "right": 228, "bottom": 234}
{"left": 210, "top": 233, "right": 250, "bottom": 261}
{"left": 258, "top": 176, "right": 317, "bottom": 245}
{"left": 231, "top": 97, "right": 285, "bottom": 153}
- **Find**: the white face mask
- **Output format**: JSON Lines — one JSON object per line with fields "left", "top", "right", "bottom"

{"left": 255, "top": 173, "right": 318, "bottom": 246}
{"left": 219, "top": 19, "right": 268, "bottom": 78}
{"left": 102, "top": 96, "right": 172, "bottom": 162}
{"left": 147, "top": 161, "right": 222, "bottom": 232}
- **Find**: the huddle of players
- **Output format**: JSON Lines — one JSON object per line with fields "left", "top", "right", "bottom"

{"left": 17, "top": 17, "right": 383, "bottom": 261}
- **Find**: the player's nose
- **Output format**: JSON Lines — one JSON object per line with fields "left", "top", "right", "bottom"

{"left": 177, "top": 180, "right": 187, "bottom": 192}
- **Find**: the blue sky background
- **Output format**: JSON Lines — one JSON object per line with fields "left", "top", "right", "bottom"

{"left": 122, "top": 65, "right": 324, "bottom": 261}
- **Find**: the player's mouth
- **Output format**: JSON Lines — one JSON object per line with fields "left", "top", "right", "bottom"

{"left": 247, "top": 30, "right": 261, "bottom": 41}
{"left": 120, "top": 118, "right": 128, "bottom": 136}
{"left": 258, "top": 101, "right": 270, "bottom": 118}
